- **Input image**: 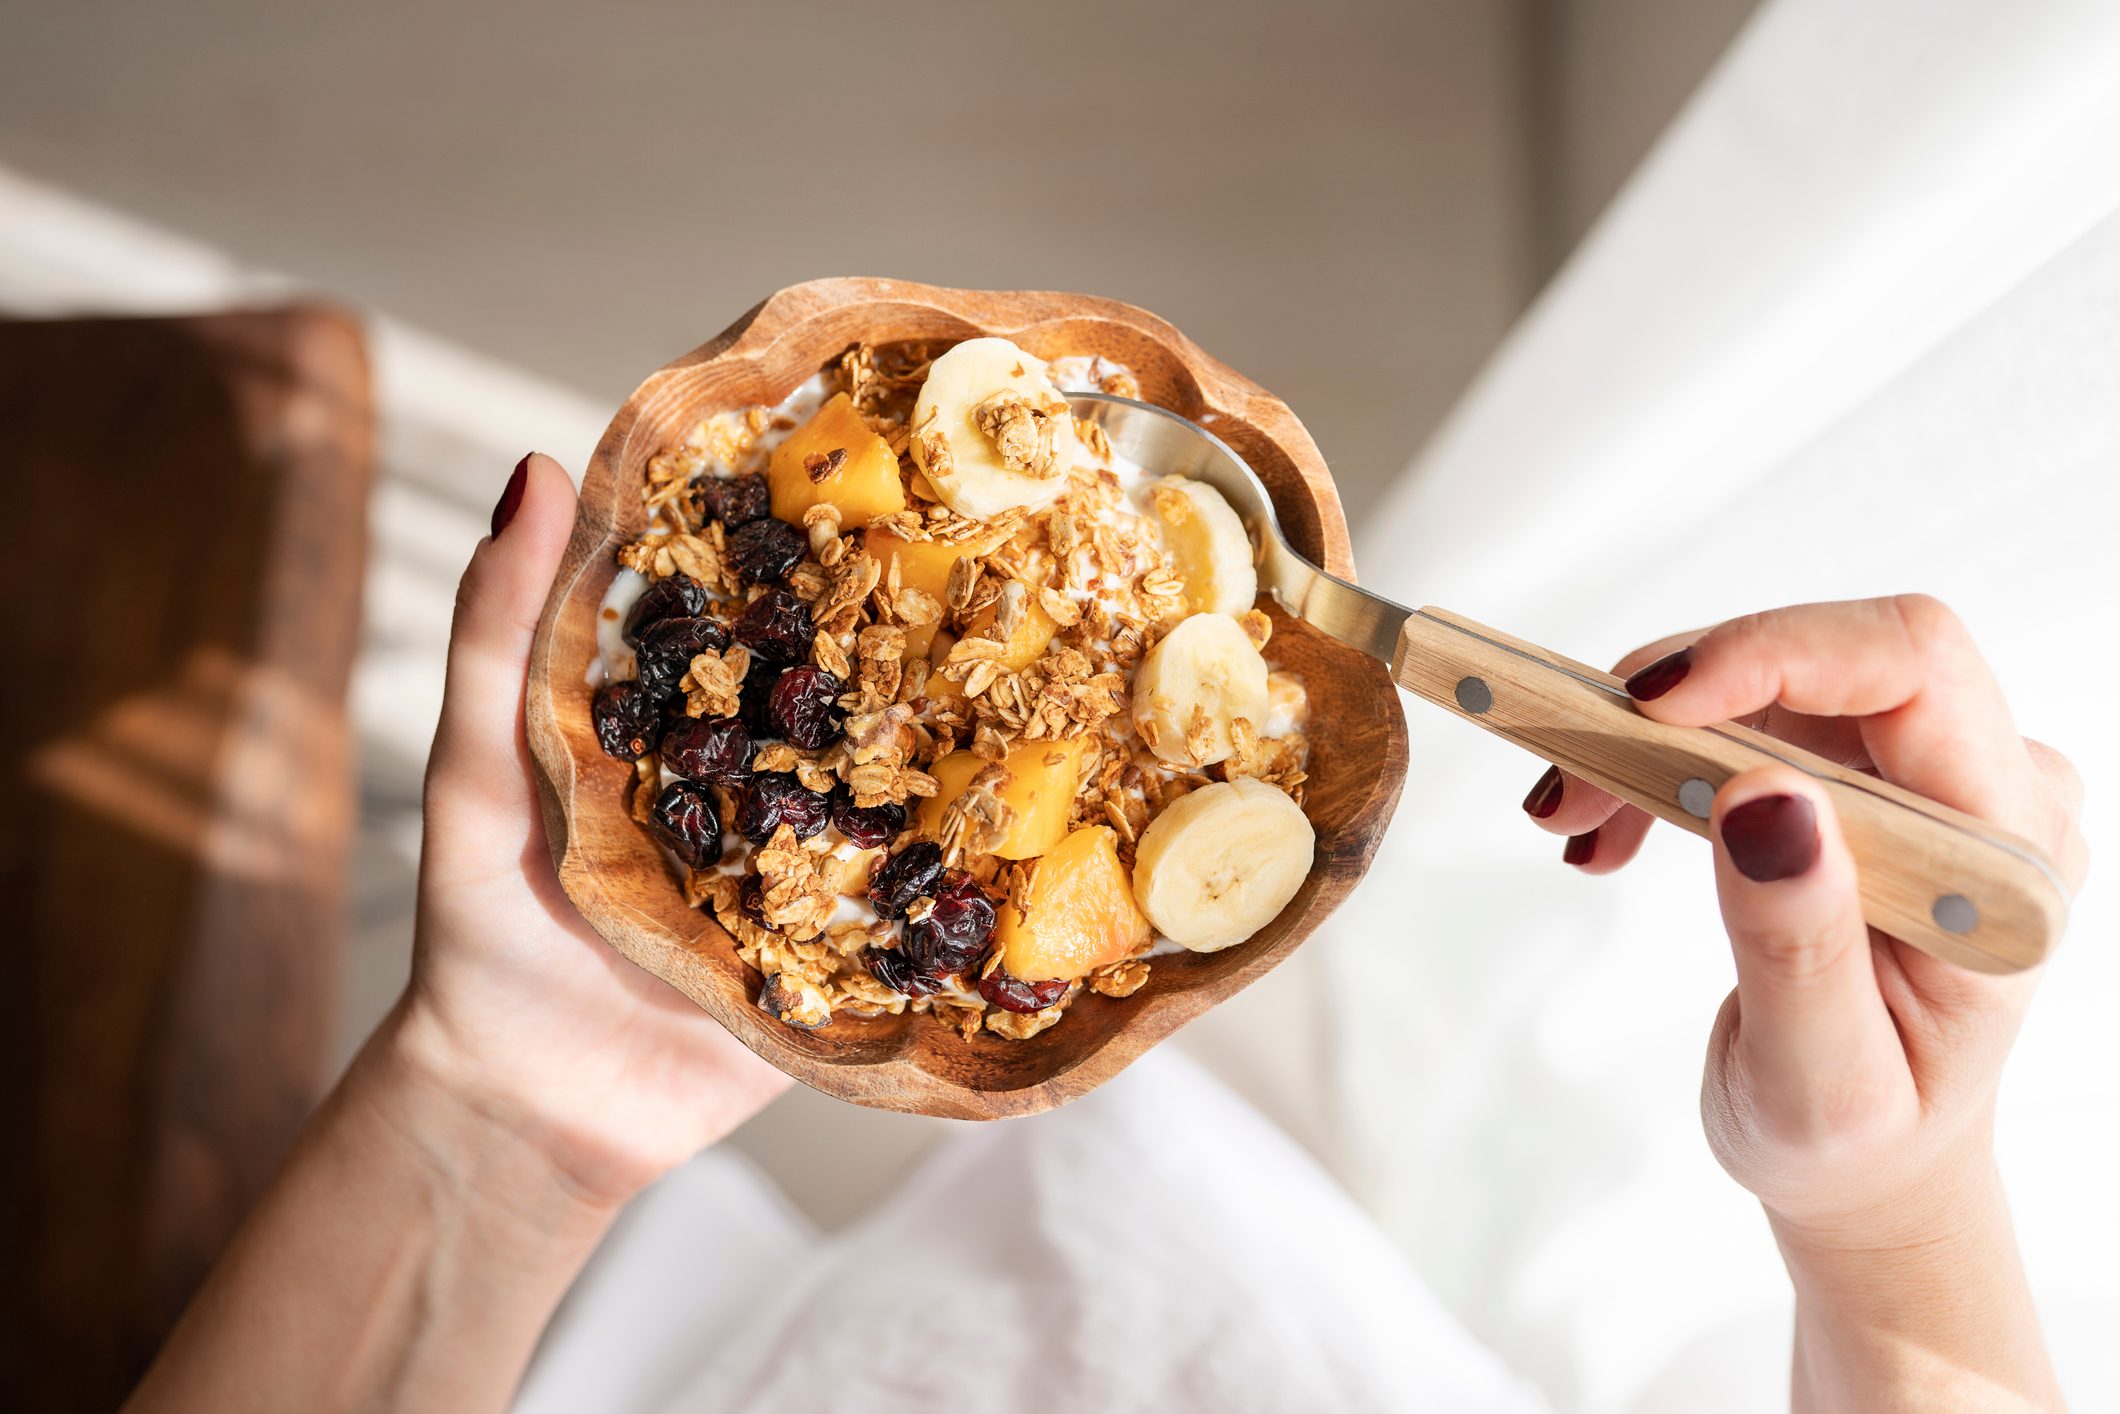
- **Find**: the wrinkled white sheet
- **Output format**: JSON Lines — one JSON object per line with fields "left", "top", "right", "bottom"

{"left": 1338, "top": 0, "right": 2120, "bottom": 1408}
{"left": 516, "top": 1053, "right": 1552, "bottom": 1414}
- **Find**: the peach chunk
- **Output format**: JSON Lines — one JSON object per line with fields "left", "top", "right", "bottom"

{"left": 866, "top": 524, "right": 1007, "bottom": 658}
{"left": 767, "top": 392, "right": 906, "bottom": 527}
{"left": 996, "top": 826, "right": 1153, "bottom": 982}
{"left": 916, "top": 735, "right": 1090, "bottom": 861}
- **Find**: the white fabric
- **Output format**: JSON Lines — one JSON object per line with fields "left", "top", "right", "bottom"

{"left": 517, "top": 1054, "right": 1551, "bottom": 1414}
{"left": 1333, "top": 1, "right": 2120, "bottom": 1409}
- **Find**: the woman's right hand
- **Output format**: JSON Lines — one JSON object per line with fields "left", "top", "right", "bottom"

{"left": 1522, "top": 595, "right": 2088, "bottom": 1411}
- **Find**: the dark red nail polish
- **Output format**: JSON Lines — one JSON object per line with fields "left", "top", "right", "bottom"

{"left": 1720, "top": 794, "right": 1819, "bottom": 882}
{"left": 1523, "top": 766, "right": 1564, "bottom": 819}
{"left": 1563, "top": 829, "right": 1598, "bottom": 866}
{"left": 1624, "top": 647, "right": 1693, "bottom": 701}
{"left": 491, "top": 454, "right": 530, "bottom": 538}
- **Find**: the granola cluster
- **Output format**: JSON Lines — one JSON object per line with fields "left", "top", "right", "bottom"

{"left": 595, "top": 341, "right": 1311, "bottom": 1041}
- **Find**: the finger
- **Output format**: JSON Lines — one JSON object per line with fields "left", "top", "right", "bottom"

{"left": 2024, "top": 738, "right": 2092, "bottom": 893}
{"left": 1611, "top": 630, "right": 1707, "bottom": 681}
{"left": 1520, "top": 631, "right": 1708, "bottom": 836}
{"left": 426, "top": 454, "right": 579, "bottom": 821}
{"left": 1521, "top": 765, "right": 1625, "bottom": 836}
{"left": 1622, "top": 596, "right": 2041, "bottom": 832}
{"left": 1559, "top": 803, "right": 1654, "bottom": 875}
{"left": 2025, "top": 737, "right": 2084, "bottom": 817}
{"left": 1709, "top": 766, "right": 1908, "bottom": 1131}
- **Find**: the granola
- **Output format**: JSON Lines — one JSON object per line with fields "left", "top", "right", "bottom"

{"left": 588, "top": 337, "right": 1315, "bottom": 1043}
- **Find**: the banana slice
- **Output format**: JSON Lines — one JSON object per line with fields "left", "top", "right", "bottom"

{"left": 1148, "top": 477, "right": 1257, "bottom": 616}
{"left": 1132, "top": 612, "right": 1270, "bottom": 767}
{"left": 911, "top": 337, "right": 1078, "bottom": 518}
{"left": 1132, "top": 778, "right": 1314, "bottom": 952}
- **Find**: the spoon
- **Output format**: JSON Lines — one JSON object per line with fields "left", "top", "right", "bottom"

{"left": 1068, "top": 390, "right": 2068, "bottom": 975}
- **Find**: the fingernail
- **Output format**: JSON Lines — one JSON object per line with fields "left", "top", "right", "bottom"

{"left": 1624, "top": 647, "right": 1692, "bottom": 701}
{"left": 1720, "top": 794, "right": 1819, "bottom": 882}
{"left": 1563, "top": 829, "right": 1598, "bottom": 866}
{"left": 1523, "top": 766, "right": 1564, "bottom": 819}
{"left": 491, "top": 454, "right": 531, "bottom": 538}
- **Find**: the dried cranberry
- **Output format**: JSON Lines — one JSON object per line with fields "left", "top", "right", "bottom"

{"left": 978, "top": 970, "right": 1069, "bottom": 1014}
{"left": 903, "top": 871, "right": 996, "bottom": 976}
{"left": 650, "top": 781, "right": 724, "bottom": 869}
{"left": 660, "top": 715, "right": 754, "bottom": 784}
{"left": 636, "top": 615, "right": 731, "bottom": 700}
{"left": 830, "top": 791, "right": 905, "bottom": 849}
{"left": 770, "top": 665, "right": 846, "bottom": 749}
{"left": 591, "top": 679, "right": 663, "bottom": 760}
{"left": 732, "top": 588, "right": 815, "bottom": 664}
{"left": 699, "top": 472, "right": 770, "bottom": 528}
{"left": 863, "top": 945, "right": 945, "bottom": 998}
{"left": 736, "top": 772, "right": 830, "bottom": 844}
{"left": 740, "top": 656, "right": 783, "bottom": 739}
{"left": 726, "top": 517, "right": 806, "bottom": 584}
{"left": 867, "top": 840, "right": 944, "bottom": 920}
{"left": 739, "top": 873, "right": 773, "bottom": 930}
{"left": 622, "top": 572, "right": 706, "bottom": 646}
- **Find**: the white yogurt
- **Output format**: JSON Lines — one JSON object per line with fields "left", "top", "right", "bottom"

{"left": 692, "top": 372, "right": 832, "bottom": 480}
{"left": 591, "top": 568, "right": 651, "bottom": 685}
{"left": 1048, "top": 354, "right": 1135, "bottom": 395}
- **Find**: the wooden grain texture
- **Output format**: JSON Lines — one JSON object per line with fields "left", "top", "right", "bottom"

{"left": 0, "top": 309, "right": 373, "bottom": 1410}
{"left": 527, "top": 278, "right": 1407, "bottom": 1120}
{"left": 1394, "top": 607, "right": 2067, "bottom": 973}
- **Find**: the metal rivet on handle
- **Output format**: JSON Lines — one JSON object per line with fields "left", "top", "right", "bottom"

{"left": 1454, "top": 676, "right": 1492, "bottom": 715}
{"left": 1677, "top": 777, "right": 1716, "bottom": 820}
{"left": 1932, "top": 894, "right": 1978, "bottom": 934}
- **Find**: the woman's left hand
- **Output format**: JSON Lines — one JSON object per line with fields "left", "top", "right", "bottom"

{"left": 398, "top": 452, "right": 790, "bottom": 1209}
{"left": 130, "top": 456, "right": 789, "bottom": 1414}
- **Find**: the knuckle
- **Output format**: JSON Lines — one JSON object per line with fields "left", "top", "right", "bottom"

{"left": 1737, "top": 929, "right": 1846, "bottom": 985}
{"left": 1707, "top": 608, "right": 1776, "bottom": 654}
{"left": 1885, "top": 592, "right": 1966, "bottom": 659}
{"left": 1699, "top": 606, "right": 1803, "bottom": 675}
{"left": 2026, "top": 737, "right": 2087, "bottom": 810}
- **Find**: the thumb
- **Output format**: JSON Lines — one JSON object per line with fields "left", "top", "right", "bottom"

{"left": 1709, "top": 767, "right": 1906, "bottom": 1132}
{"left": 424, "top": 453, "right": 578, "bottom": 825}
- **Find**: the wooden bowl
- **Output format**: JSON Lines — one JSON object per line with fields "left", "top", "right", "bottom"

{"left": 527, "top": 278, "right": 1407, "bottom": 1119}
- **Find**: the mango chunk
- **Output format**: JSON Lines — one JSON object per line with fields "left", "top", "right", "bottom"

{"left": 920, "top": 628, "right": 969, "bottom": 710}
{"left": 866, "top": 524, "right": 1007, "bottom": 658}
{"left": 916, "top": 735, "right": 1090, "bottom": 861}
{"left": 960, "top": 592, "right": 1059, "bottom": 671}
{"left": 996, "top": 826, "right": 1153, "bottom": 982}
{"left": 768, "top": 392, "right": 906, "bottom": 527}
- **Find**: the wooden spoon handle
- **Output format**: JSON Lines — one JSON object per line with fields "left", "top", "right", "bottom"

{"left": 1392, "top": 607, "right": 2068, "bottom": 974}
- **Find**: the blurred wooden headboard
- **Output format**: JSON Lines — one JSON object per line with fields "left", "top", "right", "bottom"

{"left": 0, "top": 307, "right": 373, "bottom": 1411}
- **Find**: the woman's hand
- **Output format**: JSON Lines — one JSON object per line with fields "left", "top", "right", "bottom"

{"left": 130, "top": 457, "right": 787, "bottom": 1414}
{"left": 1520, "top": 595, "right": 2088, "bottom": 1412}
{"left": 399, "top": 452, "right": 789, "bottom": 1207}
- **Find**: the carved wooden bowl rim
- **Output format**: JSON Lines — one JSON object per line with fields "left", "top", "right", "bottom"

{"left": 527, "top": 277, "right": 1408, "bottom": 1119}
